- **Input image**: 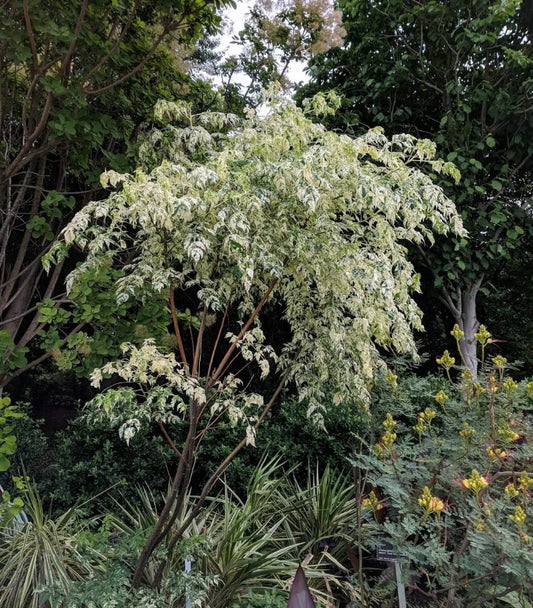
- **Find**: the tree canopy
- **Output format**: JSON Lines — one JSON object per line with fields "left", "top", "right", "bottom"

{"left": 48, "top": 93, "right": 463, "bottom": 582}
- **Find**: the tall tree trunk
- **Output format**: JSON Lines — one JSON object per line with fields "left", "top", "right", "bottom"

{"left": 440, "top": 278, "right": 483, "bottom": 378}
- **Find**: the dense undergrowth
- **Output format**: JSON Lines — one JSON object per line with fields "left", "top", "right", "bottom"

{"left": 1, "top": 329, "right": 532, "bottom": 607}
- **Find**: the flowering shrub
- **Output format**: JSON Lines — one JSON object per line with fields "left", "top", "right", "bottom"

{"left": 352, "top": 326, "right": 533, "bottom": 606}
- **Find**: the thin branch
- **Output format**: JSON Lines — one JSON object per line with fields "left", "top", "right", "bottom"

{"left": 206, "top": 299, "right": 230, "bottom": 380}
{"left": 5, "top": 93, "right": 54, "bottom": 180}
{"left": 60, "top": 0, "right": 89, "bottom": 81}
{"left": 0, "top": 294, "right": 69, "bottom": 327}
{"left": 169, "top": 286, "right": 188, "bottom": 370}
{"left": 206, "top": 279, "right": 278, "bottom": 390}
{"left": 85, "top": 20, "right": 174, "bottom": 96}
{"left": 82, "top": 0, "right": 140, "bottom": 82}
{"left": 23, "top": 0, "right": 38, "bottom": 72}
{"left": 18, "top": 259, "right": 65, "bottom": 349}
{"left": 0, "top": 156, "right": 46, "bottom": 311}
{"left": 1, "top": 322, "right": 85, "bottom": 387}
{"left": 191, "top": 305, "right": 207, "bottom": 378}
{"left": 158, "top": 422, "right": 185, "bottom": 462}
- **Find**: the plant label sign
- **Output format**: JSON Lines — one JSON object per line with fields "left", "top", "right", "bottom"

{"left": 377, "top": 540, "right": 407, "bottom": 608}
{"left": 377, "top": 540, "right": 407, "bottom": 562}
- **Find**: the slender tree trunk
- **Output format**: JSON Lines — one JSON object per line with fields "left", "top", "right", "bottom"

{"left": 440, "top": 278, "right": 483, "bottom": 378}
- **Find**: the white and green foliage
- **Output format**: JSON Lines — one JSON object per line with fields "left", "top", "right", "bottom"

{"left": 47, "top": 92, "right": 464, "bottom": 582}
{"left": 51, "top": 92, "right": 463, "bottom": 416}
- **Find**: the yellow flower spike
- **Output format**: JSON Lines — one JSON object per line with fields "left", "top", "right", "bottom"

{"left": 413, "top": 412, "right": 427, "bottom": 439}
{"left": 383, "top": 413, "right": 397, "bottom": 432}
{"left": 459, "top": 422, "right": 475, "bottom": 440}
{"left": 474, "top": 325, "right": 491, "bottom": 346}
{"left": 451, "top": 324, "right": 465, "bottom": 341}
{"left": 505, "top": 484, "right": 519, "bottom": 499}
{"left": 423, "top": 407, "right": 436, "bottom": 422}
{"left": 509, "top": 505, "right": 526, "bottom": 533}
{"left": 362, "top": 490, "right": 383, "bottom": 512}
{"left": 382, "top": 430, "right": 397, "bottom": 448}
{"left": 526, "top": 382, "right": 533, "bottom": 398}
{"left": 503, "top": 378, "right": 518, "bottom": 393}
{"left": 435, "top": 390, "right": 448, "bottom": 407}
{"left": 418, "top": 486, "right": 444, "bottom": 515}
{"left": 486, "top": 446, "right": 506, "bottom": 461}
{"left": 436, "top": 350, "right": 455, "bottom": 370}
{"left": 517, "top": 472, "right": 533, "bottom": 492}
{"left": 430, "top": 496, "right": 445, "bottom": 513}
{"left": 473, "top": 382, "right": 485, "bottom": 395}
{"left": 386, "top": 369, "right": 398, "bottom": 388}
{"left": 491, "top": 355, "right": 507, "bottom": 368}
{"left": 498, "top": 424, "right": 520, "bottom": 444}
{"left": 417, "top": 488, "right": 429, "bottom": 508}
{"left": 462, "top": 469, "right": 489, "bottom": 504}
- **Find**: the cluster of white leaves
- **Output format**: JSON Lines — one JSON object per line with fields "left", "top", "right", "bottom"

{"left": 62, "top": 93, "right": 465, "bottom": 426}
{"left": 225, "top": 326, "right": 278, "bottom": 379}
{"left": 119, "top": 418, "right": 141, "bottom": 446}
{"left": 154, "top": 99, "right": 192, "bottom": 124}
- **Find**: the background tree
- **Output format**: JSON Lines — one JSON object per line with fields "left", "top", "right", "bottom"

{"left": 0, "top": 0, "right": 232, "bottom": 390}
{"left": 48, "top": 94, "right": 463, "bottom": 586}
{"left": 193, "top": 0, "right": 345, "bottom": 112}
{"left": 298, "top": 0, "right": 533, "bottom": 375}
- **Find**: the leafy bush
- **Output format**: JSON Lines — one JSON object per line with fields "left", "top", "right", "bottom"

{"left": 4, "top": 402, "right": 49, "bottom": 477}
{"left": 351, "top": 327, "right": 533, "bottom": 606}
{"left": 41, "top": 416, "right": 175, "bottom": 514}
{"left": 50, "top": 457, "right": 361, "bottom": 607}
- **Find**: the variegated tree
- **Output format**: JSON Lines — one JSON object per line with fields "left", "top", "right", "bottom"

{"left": 46, "top": 92, "right": 464, "bottom": 587}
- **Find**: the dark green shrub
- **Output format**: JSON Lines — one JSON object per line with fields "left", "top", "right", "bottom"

{"left": 25, "top": 393, "right": 367, "bottom": 511}
{"left": 40, "top": 417, "right": 175, "bottom": 513}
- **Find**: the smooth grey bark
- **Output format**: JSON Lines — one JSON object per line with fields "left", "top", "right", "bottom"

{"left": 439, "top": 277, "right": 483, "bottom": 378}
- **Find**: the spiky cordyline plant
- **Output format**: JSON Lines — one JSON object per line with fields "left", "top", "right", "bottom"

{"left": 0, "top": 482, "right": 102, "bottom": 608}
{"left": 45, "top": 89, "right": 464, "bottom": 586}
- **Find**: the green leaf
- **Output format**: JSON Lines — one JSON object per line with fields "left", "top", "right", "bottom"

{"left": 0, "top": 454, "right": 10, "bottom": 472}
